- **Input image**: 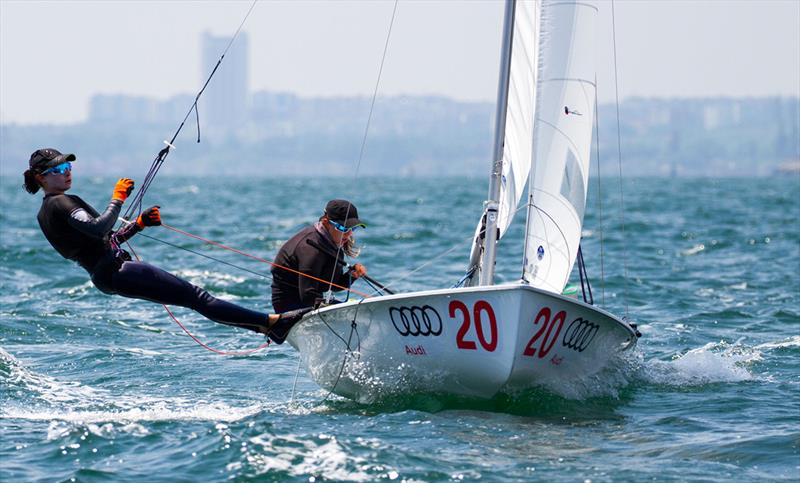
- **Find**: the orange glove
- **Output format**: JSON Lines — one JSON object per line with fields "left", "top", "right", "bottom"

{"left": 350, "top": 263, "right": 367, "bottom": 279}
{"left": 136, "top": 206, "right": 161, "bottom": 228}
{"left": 112, "top": 178, "right": 135, "bottom": 201}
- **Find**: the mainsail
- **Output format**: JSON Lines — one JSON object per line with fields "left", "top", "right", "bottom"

{"left": 522, "top": 0, "right": 598, "bottom": 293}
{"left": 467, "top": 0, "right": 542, "bottom": 283}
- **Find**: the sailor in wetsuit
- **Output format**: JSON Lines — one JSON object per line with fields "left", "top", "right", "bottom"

{"left": 271, "top": 199, "right": 368, "bottom": 312}
{"left": 23, "top": 148, "right": 309, "bottom": 344}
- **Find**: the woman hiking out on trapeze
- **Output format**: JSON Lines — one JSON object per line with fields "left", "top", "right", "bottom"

{"left": 23, "top": 148, "right": 309, "bottom": 344}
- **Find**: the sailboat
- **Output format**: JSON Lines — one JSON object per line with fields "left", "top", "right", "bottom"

{"left": 286, "top": 0, "right": 639, "bottom": 401}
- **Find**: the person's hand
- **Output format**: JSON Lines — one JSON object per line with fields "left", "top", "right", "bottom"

{"left": 112, "top": 178, "right": 135, "bottom": 201}
{"left": 350, "top": 263, "right": 367, "bottom": 279}
{"left": 136, "top": 206, "right": 161, "bottom": 228}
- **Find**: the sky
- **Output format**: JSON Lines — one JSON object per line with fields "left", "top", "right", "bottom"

{"left": 1, "top": 0, "right": 798, "bottom": 125}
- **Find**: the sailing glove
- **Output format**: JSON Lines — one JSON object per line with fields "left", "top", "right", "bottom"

{"left": 136, "top": 206, "right": 161, "bottom": 228}
{"left": 112, "top": 178, "right": 135, "bottom": 202}
{"left": 349, "top": 263, "right": 367, "bottom": 279}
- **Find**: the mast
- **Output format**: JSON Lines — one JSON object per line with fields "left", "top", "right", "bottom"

{"left": 478, "top": 0, "right": 517, "bottom": 286}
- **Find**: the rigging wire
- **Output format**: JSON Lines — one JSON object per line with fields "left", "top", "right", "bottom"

{"left": 387, "top": 201, "right": 527, "bottom": 292}
{"left": 136, "top": 231, "right": 272, "bottom": 280}
{"left": 610, "top": 0, "right": 630, "bottom": 319}
{"left": 592, "top": 77, "right": 606, "bottom": 306}
{"left": 290, "top": 354, "right": 303, "bottom": 405}
{"left": 158, "top": 222, "right": 371, "bottom": 298}
{"left": 325, "top": 0, "right": 400, "bottom": 295}
{"left": 123, "top": 0, "right": 259, "bottom": 221}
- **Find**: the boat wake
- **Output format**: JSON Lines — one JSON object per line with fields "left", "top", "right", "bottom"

{"left": 639, "top": 340, "right": 763, "bottom": 387}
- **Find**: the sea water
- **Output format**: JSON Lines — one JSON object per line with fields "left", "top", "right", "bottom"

{"left": 1, "top": 175, "right": 798, "bottom": 481}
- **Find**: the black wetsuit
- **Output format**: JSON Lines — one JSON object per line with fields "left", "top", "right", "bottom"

{"left": 270, "top": 225, "right": 353, "bottom": 312}
{"left": 37, "top": 193, "right": 268, "bottom": 332}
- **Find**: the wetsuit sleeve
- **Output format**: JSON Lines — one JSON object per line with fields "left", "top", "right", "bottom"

{"left": 65, "top": 199, "right": 123, "bottom": 239}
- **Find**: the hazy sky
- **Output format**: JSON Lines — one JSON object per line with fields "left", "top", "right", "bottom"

{"left": 1, "top": 0, "right": 798, "bottom": 125}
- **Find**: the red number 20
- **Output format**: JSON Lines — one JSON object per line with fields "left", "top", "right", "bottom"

{"left": 523, "top": 307, "right": 565, "bottom": 358}
{"left": 449, "top": 300, "right": 498, "bottom": 352}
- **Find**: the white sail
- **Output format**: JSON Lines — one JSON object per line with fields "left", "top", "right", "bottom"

{"left": 496, "top": 0, "right": 542, "bottom": 237}
{"left": 468, "top": 0, "right": 542, "bottom": 278}
{"left": 522, "top": 0, "right": 598, "bottom": 293}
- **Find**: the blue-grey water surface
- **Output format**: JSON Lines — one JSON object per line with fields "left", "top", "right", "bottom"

{"left": 1, "top": 175, "right": 798, "bottom": 481}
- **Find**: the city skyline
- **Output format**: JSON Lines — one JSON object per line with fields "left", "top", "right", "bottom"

{"left": 1, "top": 0, "right": 799, "bottom": 125}
{"left": 2, "top": 93, "right": 795, "bottom": 178}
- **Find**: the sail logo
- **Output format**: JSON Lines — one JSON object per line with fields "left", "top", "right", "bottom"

{"left": 561, "top": 317, "right": 600, "bottom": 352}
{"left": 389, "top": 305, "right": 443, "bottom": 337}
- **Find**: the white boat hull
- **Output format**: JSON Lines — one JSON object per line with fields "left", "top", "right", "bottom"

{"left": 287, "top": 283, "right": 637, "bottom": 402}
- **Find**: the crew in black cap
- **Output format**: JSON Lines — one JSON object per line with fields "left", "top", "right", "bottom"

{"left": 23, "top": 148, "right": 309, "bottom": 344}
{"left": 271, "top": 199, "right": 368, "bottom": 312}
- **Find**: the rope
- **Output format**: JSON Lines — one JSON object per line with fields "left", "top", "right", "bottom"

{"left": 160, "top": 223, "right": 370, "bottom": 298}
{"left": 124, "top": 240, "right": 271, "bottom": 356}
{"left": 576, "top": 246, "right": 594, "bottom": 305}
{"left": 123, "top": 0, "right": 259, "bottom": 220}
{"left": 610, "top": 0, "right": 630, "bottom": 318}
{"left": 316, "top": 298, "right": 365, "bottom": 406}
{"left": 137, "top": 231, "right": 272, "bottom": 280}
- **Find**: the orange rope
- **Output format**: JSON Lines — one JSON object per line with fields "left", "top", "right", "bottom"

{"left": 125, "top": 241, "right": 271, "bottom": 356}
{"left": 122, "top": 222, "right": 368, "bottom": 355}
{"left": 160, "top": 223, "right": 370, "bottom": 298}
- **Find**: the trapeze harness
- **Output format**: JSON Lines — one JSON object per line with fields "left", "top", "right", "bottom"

{"left": 36, "top": 193, "right": 269, "bottom": 334}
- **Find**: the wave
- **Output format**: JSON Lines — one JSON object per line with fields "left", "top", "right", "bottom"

{"left": 0, "top": 347, "right": 109, "bottom": 407}
{"left": 1, "top": 346, "right": 263, "bottom": 429}
{"left": 639, "top": 340, "right": 758, "bottom": 386}
{"left": 7, "top": 399, "right": 263, "bottom": 427}
{"left": 755, "top": 335, "right": 800, "bottom": 351}
{"left": 245, "top": 432, "right": 373, "bottom": 481}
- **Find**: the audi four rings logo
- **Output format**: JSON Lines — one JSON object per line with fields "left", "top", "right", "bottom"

{"left": 562, "top": 317, "right": 600, "bottom": 352}
{"left": 389, "top": 305, "right": 443, "bottom": 337}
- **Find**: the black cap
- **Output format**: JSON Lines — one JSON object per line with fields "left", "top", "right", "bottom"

{"left": 325, "top": 199, "right": 366, "bottom": 229}
{"left": 29, "top": 148, "right": 76, "bottom": 173}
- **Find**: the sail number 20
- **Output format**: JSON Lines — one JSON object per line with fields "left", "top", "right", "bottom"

{"left": 446, "top": 301, "right": 567, "bottom": 357}
{"left": 449, "top": 300, "right": 498, "bottom": 352}
{"left": 523, "top": 307, "right": 566, "bottom": 358}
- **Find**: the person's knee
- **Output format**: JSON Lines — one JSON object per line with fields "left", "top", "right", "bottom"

{"left": 190, "top": 285, "right": 217, "bottom": 308}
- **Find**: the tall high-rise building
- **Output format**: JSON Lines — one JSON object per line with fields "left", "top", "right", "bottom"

{"left": 200, "top": 31, "right": 249, "bottom": 131}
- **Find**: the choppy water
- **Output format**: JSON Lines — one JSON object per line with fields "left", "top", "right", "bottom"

{"left": 1, "top": 175, "right": 798, "bottom": 481}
